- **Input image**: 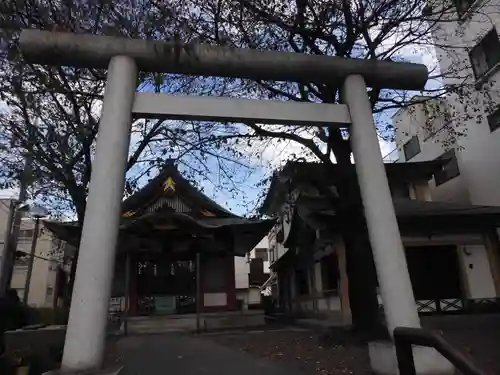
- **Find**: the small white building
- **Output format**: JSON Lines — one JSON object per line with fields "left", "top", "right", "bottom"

{"left": 0, "top": 198, "right": 63, "bottom": 307}
{"left": 234, "top": 236, "right": 270, "bottom": 309}
{"left": 392, "top": 101, "right": 500, "bottom": 305}
{"left": 389, "top": 1, "right": 500, "bottom": 307}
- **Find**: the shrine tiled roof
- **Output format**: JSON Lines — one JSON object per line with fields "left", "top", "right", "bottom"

{"left": 292, "top": 195, "right": 500, "bottom": 233}
{"left": 121, "top": 160, "right": 237, "bottom": 219}
{"left": 261, "top": 159, "right": 449, "bottom": 215}
{"left": 43, "top": 161, "right": 274, "bottom": 254}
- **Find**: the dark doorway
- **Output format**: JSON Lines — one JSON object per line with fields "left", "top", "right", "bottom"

{"left": 405, "top": 245, "right": 462, "bottom": 300}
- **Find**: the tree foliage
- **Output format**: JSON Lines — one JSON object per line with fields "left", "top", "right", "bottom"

{"left": 0, "top": 0, "right": 258, "bottom": 222}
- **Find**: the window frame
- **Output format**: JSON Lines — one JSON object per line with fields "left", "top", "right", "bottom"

{"left": 434, "top": 150, "right": 460, "bottom": 187}
{"left": 487, "top": 106, "right": 500, "bottom": 133}
{"left": 18, "top": 229, "right": 34, "bottom": 241}
{"left": 403, "top": 135, "right": 421, "bottom": 161}
{"left": 469, "top": 28, "right": 500, "bottom": 80}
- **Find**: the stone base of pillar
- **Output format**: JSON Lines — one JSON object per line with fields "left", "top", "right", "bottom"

{"left": 368, "top": 341, "right": 454, "bottom": 375}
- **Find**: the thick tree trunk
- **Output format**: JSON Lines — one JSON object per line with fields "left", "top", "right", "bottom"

{"left": 332, "top": 150, "right": 384, "bottom": 338}
{"left": 62, "top": 202, "right": 85, "bottom": 309}
{"left": 63, "top": 250, "right": 79, "bottom": 309}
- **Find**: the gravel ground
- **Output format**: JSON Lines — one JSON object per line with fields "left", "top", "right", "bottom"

{"left": 201, "top": 315, "right": 500, "bottom": 375}
{"left": 422, "top": 315, "right": 500, "bottom": 375}
{"left": 201, "top": 327, "right": 372, "bottom": 375}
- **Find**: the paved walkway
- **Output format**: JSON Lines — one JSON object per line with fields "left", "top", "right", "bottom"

{"left": 112, "top": 333, "right": 306, "bottom": 375}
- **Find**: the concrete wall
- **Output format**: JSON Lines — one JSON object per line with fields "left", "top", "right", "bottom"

{"left": 234, "top": 256, "right": 249, "bottom": 290}
{"left": 248, "top": 288, "right": 262, "bottom": 305}
{"left": 203, "top": 292, "right": 227, "bottom": 307}
{"left": 393, "top": 100, "right": 471, "bottom": 204}
{"left": 235, "top": 287, "right": 262, "bottom": 309}
{"left": 459, "top": 245, "right": 497, "bottom": 299}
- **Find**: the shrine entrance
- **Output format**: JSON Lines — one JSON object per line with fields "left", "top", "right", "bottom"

{"left": 136, "top": 254, "right": 197, "bottom": 315}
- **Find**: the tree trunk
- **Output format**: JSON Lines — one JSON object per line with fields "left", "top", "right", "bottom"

{"left": 62, "top": 201, "right": 85, "bottom": 309}
{"left": 63, "top": 250, "right": 79, "bottom": 309}
{"left": 331, "top": 149, "right": 384, "bottom": 338}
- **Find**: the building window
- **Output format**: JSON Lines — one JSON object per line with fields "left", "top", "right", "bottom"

{"left": 469, "top": 28, "right": 500, "bottom": 80}
{"left": 435, "top": 150, "right": 460, "bottom": 186}
{"left": 18, "top": 229, "right": 34, "bottom": 241}
{"left": 254, "top": 248, "right": 268, "bottom": 262}
{"left": 487, "top": 106, "right": 500, "bottom": 132}
{"left": 321, "top": 253, "right": 339, "bottom": 293}
{"left": 403, "top": 136, "right": 421, "bottom": 161}
{"left": 455, "top": 0, "right": 477, "bottom": 17}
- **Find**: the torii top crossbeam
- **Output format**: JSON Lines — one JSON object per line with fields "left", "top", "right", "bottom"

{"left": 19, "top": 29, "right": 428, "bottom": 91}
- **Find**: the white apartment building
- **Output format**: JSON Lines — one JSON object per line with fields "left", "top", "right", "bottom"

{"left": 234, "top": 236, "right": 270, "bottom": 309}
{"left": 395, "top": 0, "right": 500, "bottom": 206}
{"left": 391, "top": 1, "right": 500, "bottom": 305}
{"left": 0, "top": 198, "right": 61, "bottom": 307}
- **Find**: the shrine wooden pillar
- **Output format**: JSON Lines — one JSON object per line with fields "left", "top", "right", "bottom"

{"left": 127, "top": 253, "right": 138, "bottom": 316}
{"left": 335, "top": 238, "right": 351, "bottom": 324}
{"left": 226, "top": 255, "right": 237, "bottom": 311}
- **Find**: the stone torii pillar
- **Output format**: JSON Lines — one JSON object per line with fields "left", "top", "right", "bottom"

{"left": 18, "top": 30, "right": 450, "bottom": 375}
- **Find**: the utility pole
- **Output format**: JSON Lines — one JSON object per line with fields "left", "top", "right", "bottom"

{"left": 23, "top": 216, "right": 41, "bottom": 304}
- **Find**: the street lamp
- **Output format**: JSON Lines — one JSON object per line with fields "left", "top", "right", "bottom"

{"left": 22, "top": 204, "right": 50, "bottom": 304}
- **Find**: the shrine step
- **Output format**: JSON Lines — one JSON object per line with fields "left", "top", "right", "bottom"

{"left": 125, "top": 311, "right": 266, "bottom": 334}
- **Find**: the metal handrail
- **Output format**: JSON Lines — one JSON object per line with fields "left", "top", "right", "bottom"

{"left": 394, "top": 327, "right": 487, "bottom": 375}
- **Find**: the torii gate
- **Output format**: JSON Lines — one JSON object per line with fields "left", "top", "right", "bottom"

{"left": 19, "top": 30, "right": 449, "bottom": 374}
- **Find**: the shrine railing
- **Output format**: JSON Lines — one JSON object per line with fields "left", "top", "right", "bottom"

{"left": 394, "top": 327, "right": 487, "bottom": 375}
{"left": 415, "top": 297, "right": 500, "bottom": 315}
{"left": 378, "top": 297, "right": 500, "bottom": 316}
